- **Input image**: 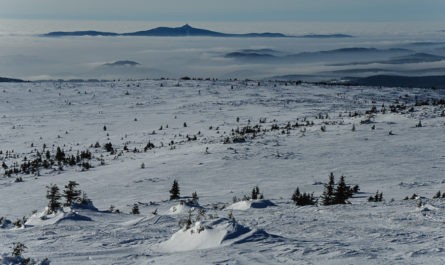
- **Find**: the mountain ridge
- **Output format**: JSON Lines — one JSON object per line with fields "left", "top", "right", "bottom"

{"left": 41, "top": 24, "right": 352, "bottom": 38}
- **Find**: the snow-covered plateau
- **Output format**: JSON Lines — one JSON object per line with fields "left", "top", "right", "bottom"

{"left": 1, "top": 79, "right": 445, "bottom": 264}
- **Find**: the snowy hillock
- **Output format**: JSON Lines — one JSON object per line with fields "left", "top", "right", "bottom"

{"left": 25, "top": 207, "right": 92, "bottom": 226}
{"left": 158, "top": 217, "right": 274, "bottom": 252}
{"left": 226, "top": 199, "right": 276, "bottom": 210}
{"left": 166, "top": 200, "right": 202, "bottom": 215}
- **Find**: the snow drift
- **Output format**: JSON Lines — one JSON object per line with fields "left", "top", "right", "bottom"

{"left": 158, "top": 218, "right": 273, "bottom": 252}
{"left": 25, "top": 207, "right": 92, "bottom": 227}
{"left": 226, "top": 199, "right": 276, "bottom": 211}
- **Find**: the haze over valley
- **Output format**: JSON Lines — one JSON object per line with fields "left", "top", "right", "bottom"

{"left": 1, "top": 20, "right": 445, "bottom": 82}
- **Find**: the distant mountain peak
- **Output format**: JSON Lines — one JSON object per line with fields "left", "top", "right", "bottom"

{"left": 42, "top": 24, "right": 289, "bottom": 38}
{"left": 103, "top": 60, "right": 140, "bottom": 67}
{"left": 41, "top": 24, "right": 353, "bottom": 39}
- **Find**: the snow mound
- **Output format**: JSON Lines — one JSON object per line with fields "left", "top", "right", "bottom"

{"left": 226, "top": 199, "right": 276, "bottom": 210}
{"left": 166, "top": 201, "right": 202, "bottom": 215}
{"left": 158, "top": 218, "right": 259, "bottom": 252}
{"left": 25, "top": 208, "right": 92, "bottom": 226}
{"left": 418, "top": 204, "right": 438, "bottom": 212}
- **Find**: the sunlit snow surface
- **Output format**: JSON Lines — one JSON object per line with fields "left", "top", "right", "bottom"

{"left": 1, "top": 80, "right": 445, "bottom": 264}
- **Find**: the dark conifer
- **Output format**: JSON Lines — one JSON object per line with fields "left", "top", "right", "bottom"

{"left": 251, "top": 186, "right": 260, "bottom": 200}
{"left": 416, "top": 120, "right": 422, "bottom": 127}
{"left": 292, "top": 187, "right": 316, "bottom": 206}
{"left": 191, "top": 191, "right": 199, "bottom": 203}
{"left": 63, "top": 181, "right": 81, "bottom": 206}
{"left": 292, "top": 188, "right": 301, "bottom": 203}
{"left": 144, "top": 141, "right": 155, "bottom": 152}
{"left": 55, "top": 147, "right": 65, "bottom": 162}
{"left": 321, "top": 173, "right": 335, "bottom": 205}
{"left": 131, "top": 204, "right": 140, "bottom": 214}
{"left": 334, "top": 176, "right": 348, "bottom": 204}
{"left": 46, "top": 184, "right": 62, "bottom": 213}
{"left": 169, "top": 180, "right": 180, "bottom": 200}
{"left": 104, "top": 142, "right": 114, "bottom": 153}
{"left": 377, "top": 191, "right": 383, "bottom": 202}
{"left": 368, "top": 191, "right": 383, "bottom": 202}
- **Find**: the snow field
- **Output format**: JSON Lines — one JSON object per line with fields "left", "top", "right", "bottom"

{"left": 1, "top": 79, "right": 445, "bottom": 264}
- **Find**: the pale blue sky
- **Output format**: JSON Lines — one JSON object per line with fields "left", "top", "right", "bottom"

{"left": 1, "top": 0, "right": 444, "bottom": 21}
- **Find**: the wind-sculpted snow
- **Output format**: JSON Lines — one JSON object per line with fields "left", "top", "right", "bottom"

{"left": 157, "top": 218, "right": 269, "bottom": 252}
{"left": 227, "top": 199, "right": 276, "bottom": 210}
{"left": 25, "top": 208, "right": 93, "bottom": 227}
{"left": 0, "top": 79, "right": 445, "bottom": 264}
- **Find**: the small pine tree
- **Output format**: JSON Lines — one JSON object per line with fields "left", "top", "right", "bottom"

{"left": 369, "top": 191, "right": 383, "bottom": 202}
{"left": 45, "top": 150, "right": 51, "bottom": 160}
{"left": 433, "top": 191, "right": 441, "bottom": 199}
{"left": 131, "top": 204, "right": 140, "bottom": 214}
{"left": 251, "top": 186, "right": 260, "bottom": 200}
{"left": 416, "top": 120, "right": 422, "bottom": 127}
{"left": 191, "top": 191, "right": 199, "bottom": 203}
{"left": 301, "top": 193, "right": 316, "bottom": 206}
{"left": 55, "top": 147, "right": 65, "bottom": 162}
{"left": 46, "top": 184, "right": 62, "bottom": 214}
{"left": 292, "top": 188, "right": 316, "bottom": 206}
{"left": 377, "top": 192, "right": 383, "bottom": 202}
{"left": 292, "top": 188, "right": 301, "bottom": 203}
{"left": 333, "top": 176, "right": 348, "bottom": 204}
{"left": 104, "top": 142, "right": 114, "bottom": 153}
{"left": 169, "top": 180, "right": 180, "bottom": 200}
{"left": 321, "top": 173, "right": 335, "bottom": 205}
{"left": 63, "top": 181, "right": 81, "bottom": 206}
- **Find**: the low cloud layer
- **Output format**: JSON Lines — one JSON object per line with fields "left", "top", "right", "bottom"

{"left": 1, "top": 21, "right": 445, "bottom": 81}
